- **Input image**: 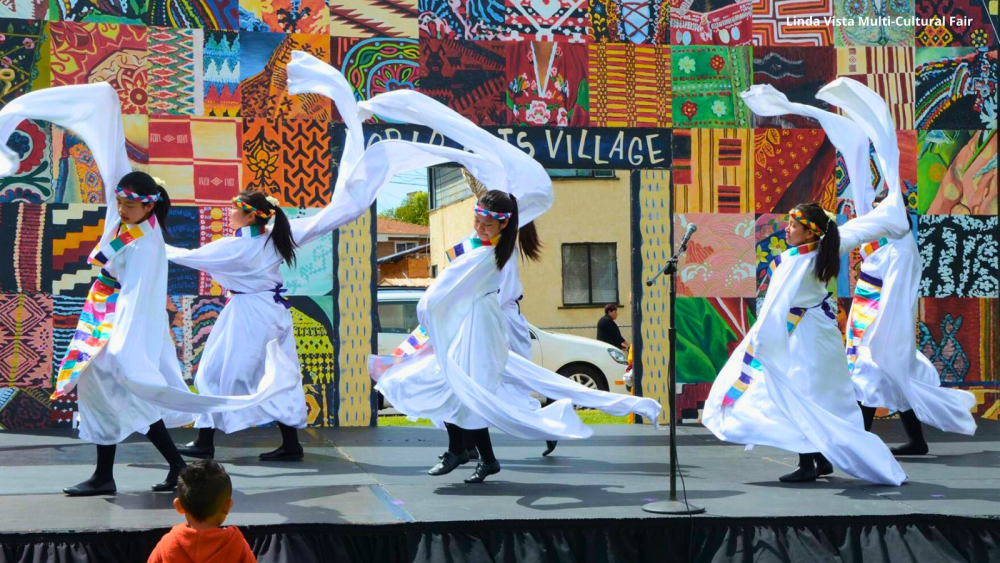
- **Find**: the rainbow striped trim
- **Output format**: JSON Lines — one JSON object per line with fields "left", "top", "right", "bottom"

{"left": 861, "top": 237, "right": 889, "bottom": 260}
{"left": 52, "top": 270, "right": 121, "bottom": 399}
{"left": 767, "top": 242, "right": 819, "bottom": 279}
{"left": 789, "top": 208, "right": 825, "bottom": 238}
{"left": 115, "top": 186, "right": 159, "bottom": 203}
{"left": 445, "top": 233, "right": 500, "bottom": 262}
{"left": 88, "top": 215, "right": 157, "bottom": 268}
{"left": 474, "top": 205, "right": 511, "bottom": 221}
{"left": 235, "top": 225, "right": 264, "bottom": 238}
{"left": 722, "top": 343, "right": 762, "bottom": 406}
{"left": 845, "top": 272, "right": 883, "bottom": 373}
{"left": 233, "top": 196, "right": 272, "bottom": 219}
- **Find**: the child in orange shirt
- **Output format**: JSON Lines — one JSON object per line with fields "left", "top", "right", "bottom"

{"left": 148, "top": 460, "right": 256, "bottom": 563}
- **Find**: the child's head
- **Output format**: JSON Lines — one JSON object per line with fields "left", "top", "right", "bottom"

{"left": 786, "top": 202, "right": 840, "bottom": 284}
{"left": 173, "top": 460, "right": 234, "bottom": 528}
{"left": 116, "top": 171, "right": 170, "bottom": 227}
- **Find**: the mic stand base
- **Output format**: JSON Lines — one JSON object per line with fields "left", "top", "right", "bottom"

{"left": 641, "top": 499, "right": 706, "bottom": 515}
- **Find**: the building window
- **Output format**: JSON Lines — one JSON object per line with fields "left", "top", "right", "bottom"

{"left": 561, "top": 243, "right": 618, "bottom": 306}
{"left": 395, "top": 241, "right": 417, "bottom": 253}
{"left": 430, "top": 265, "right": 438, "bottom": 278}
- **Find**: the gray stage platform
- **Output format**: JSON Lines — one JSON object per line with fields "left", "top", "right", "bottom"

{"left": 0, "top": 420, "right": 997, "bottom": 533}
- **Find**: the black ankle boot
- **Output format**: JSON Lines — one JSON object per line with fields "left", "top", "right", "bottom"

{"left": 430, "top": 450, "right": 469, "bottom": 476}
{"left": 151, "top": 464, "right": 183, "bottom": 492}
{"left": 146, "top": 420, "right": 187, "bottom": 492}
{"left": 464, "top": 460, "right": 501, "bottom": 483}
{"left": 260, "top": 423, "right": 304, "bottom": 461}
{"left": 779, "top": 454, "right": 818, "bottom": 483}
{"left": 178, "top": 427, "right": 216, "bottom": 460}
{"left": 814, "top": 453, "right": 833, "bottom": 477}
{"left": 542, "top": 441, "right": 558, "bottom": 457}
{"left": 892, "top": 410, "right": 929, "bottom": 456}
{"left": 64, "top": 445, "right": 118, "bottom": 496}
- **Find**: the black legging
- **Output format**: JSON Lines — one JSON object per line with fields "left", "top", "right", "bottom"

{"left": 858, "top": 402, "right": 877, "bottom": 432}
{"left": 446, "top": 423, "right": 496, "bottom": 464}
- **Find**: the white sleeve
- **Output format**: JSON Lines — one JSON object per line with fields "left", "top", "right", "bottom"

{"left": 0, "top": 83, "right": 129, "bottom": 231}
{"left": 359, "top": 89, "right": 553, "bottom": 226}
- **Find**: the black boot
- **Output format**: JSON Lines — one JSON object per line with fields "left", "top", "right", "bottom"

{"left": 542, "top": 441, "right": 558, "bottom": 457}
{"left": 260, "top": 423, "right": 304, "bottom": 461}
{"left": 858, "top": 402, "right": 877, "bottom": 432}
{"left": 815, "top": 453, "right": 833, "bottom": 477}
{"left": 429, "top": 450, "right": 470, "bottom": 476}
{"left": 779, "top": 454, "right": 818, "bottom": 483}
{"left": 464, "top": 460, "right": 501, "bottom": 483}
{"left": 146, "top": 420, "right": 187, "bottom": 492}
{"left": 892, "top": 410, "right": 929, "bottom": 456}
{"left": 178, "top": 427, "right": 216, "bottom": 460}
{"left": 438, "top": 449, "right": 478, "bottom": 462}
{"left": 464, "top": 428, "right": 500, "bottom": 483}
{"left": 64, "top": 445, "right": 117, "bottom": 496}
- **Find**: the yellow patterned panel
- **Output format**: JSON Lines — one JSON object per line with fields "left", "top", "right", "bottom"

{"left": 338, "top": 209, "right": 373, "bottom": 427}
{"left": 639, "top": 170, "right": 672, "bottom": 425}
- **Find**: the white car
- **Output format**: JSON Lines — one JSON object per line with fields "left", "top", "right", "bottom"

{"left": 376, "top": 288, "right": 630, "bottom": 409}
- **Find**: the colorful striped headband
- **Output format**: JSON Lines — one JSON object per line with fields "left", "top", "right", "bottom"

{"left": 789, "top": 208, "right": 826, "bottom": 238}
{"left": 474, "top": 205, "right": 511, "bottom": 221}
{"left": 233, "top": 196, "right": 273, "bottom": 219}
{"left": 115, "top": 186, "right": 159, "bottom": 203}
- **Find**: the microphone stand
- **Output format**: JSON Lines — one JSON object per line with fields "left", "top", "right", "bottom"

{"left": 642, "top": 227, "right": 705, "bottom": 516}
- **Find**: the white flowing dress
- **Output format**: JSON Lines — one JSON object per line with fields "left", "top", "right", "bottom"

{"left": 702, "top": 79, "right": 914, "bottom": 486}
{"left": 0, "top": 84, "right": 298, "bottom": 445}
{"left": 349, "top": 87, "right": 662, "bottom": 436}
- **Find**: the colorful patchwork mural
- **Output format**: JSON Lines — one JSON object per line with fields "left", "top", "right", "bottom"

{"left": 0, "top": 10, "right": 997, "bottom": 430}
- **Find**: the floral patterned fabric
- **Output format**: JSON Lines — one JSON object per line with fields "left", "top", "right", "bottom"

{"left": 671, "top": 46, "right": 752, "bottom": 128}
{"left": 505, "top": 41, "right": 590, "bottom": 126}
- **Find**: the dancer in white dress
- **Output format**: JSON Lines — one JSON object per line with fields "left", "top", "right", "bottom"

{"left": 737, "top": 77, "right": 978, "bottom": 458}
{"left": 0, "top": 84, "right": 298, "bottom": 495}
{"left": 850, "top": 192, "right": 976, "bottom": 454}
{"left": 702, "top": 78, "right": 912, "bottom": 486}
{"left": 163, "top": 59, "right": 368, "bottom": 462}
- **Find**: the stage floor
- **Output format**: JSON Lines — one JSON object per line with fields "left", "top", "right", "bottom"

{"left": 0, "top": 420, "right": 997, "bottom": 533}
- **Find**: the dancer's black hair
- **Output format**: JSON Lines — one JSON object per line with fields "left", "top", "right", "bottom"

{"left": 237, "top": 190, "right": 298, "bottom": 266}
{"left": 477, "top": 190, "right": 524, "bottom": 271}
{"left": 791, "top": 202, "right": 840, "bottom": 284}
{"left": 118, "top": 171, "right": 170, "bottom": 230}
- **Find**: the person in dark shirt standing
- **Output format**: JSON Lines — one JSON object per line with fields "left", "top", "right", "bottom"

{"left": 596, "top": 303, "right": 629, "bottom": 351}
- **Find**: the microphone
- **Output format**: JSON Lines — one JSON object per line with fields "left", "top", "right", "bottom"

{"left": 677, "top": 223, "right": 698, "bottom": 253}
{"left": 646, "top": 223, "right": 698, "bottom": 287}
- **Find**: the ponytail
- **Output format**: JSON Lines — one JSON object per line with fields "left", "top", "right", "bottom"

{"left": 518, "top": 221, "right": 542, "bottom": 262}
{"left": 236, "top": 190, "right": 298, "bottom": 266}
{"left": 268, "top": 207, "right": 297, "bottom": 267}
{"left": 477, "top": 190, "right": 519, "bottom": 271}
{"left": 816, "top": 219, "right": 840, "bottom": 284}
{"left": 153, "top": 185, "right": 171, "bottom": 230}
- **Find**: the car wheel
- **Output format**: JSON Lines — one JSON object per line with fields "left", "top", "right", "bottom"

{"left": 556, "top": 363, "right": 609, "bottom": 392}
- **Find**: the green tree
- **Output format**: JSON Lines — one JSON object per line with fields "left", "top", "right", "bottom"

{"left": 380, "top": 191, "right": 429, "bottom": 226}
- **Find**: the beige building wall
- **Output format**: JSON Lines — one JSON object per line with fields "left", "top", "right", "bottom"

{"left": 429, "top": 173, "right": 632, "bottom": 338}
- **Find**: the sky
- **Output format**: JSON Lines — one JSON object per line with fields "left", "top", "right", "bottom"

{"left": 377, "top": 168, "right": 428, "bottom": 214}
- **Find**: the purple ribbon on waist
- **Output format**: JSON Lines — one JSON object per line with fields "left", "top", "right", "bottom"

{"left": 229, "top": 283, "right": 291, "bottom": 309}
